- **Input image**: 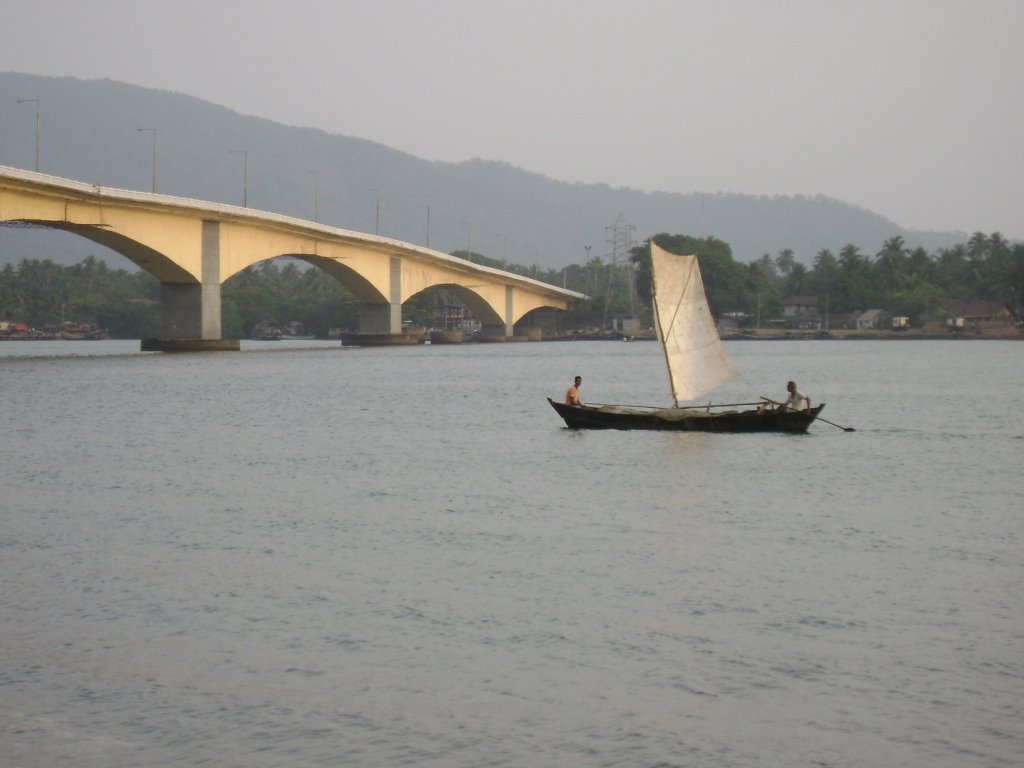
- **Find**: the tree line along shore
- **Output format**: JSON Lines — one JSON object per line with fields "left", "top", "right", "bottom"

{"left": 1, "top": 230, "right": 1020, "bottom": 340}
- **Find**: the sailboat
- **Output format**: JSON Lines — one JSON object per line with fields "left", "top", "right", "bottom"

{"left": 547, "top": 241, "right": 825, "bottom": 432}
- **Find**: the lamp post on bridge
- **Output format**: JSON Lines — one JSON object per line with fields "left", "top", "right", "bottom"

{"left": 420, "top": 204, "right": 431, "bottom": 248}
{"left": 137, "top": 128, "right": 157, "bottom": 193}
{"left": 370, "top": 188, "right": 380, "bottom": 235}
{"left": 16, "top": 98, "right": 40, "bottom": 172}
{"left": 229, "top": 149, "right": 248, "bottom": 207}
{"left": 495, "top": 233, "right": 508, "bottom": 269}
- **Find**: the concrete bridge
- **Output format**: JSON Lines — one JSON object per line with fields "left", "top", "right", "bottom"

{"left": 0, "top": 166, "right": 585, "bottom": 350}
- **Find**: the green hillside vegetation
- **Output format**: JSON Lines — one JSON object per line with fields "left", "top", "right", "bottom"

{"left": 2, "top": 232, "right": 1019, "bottom": 339}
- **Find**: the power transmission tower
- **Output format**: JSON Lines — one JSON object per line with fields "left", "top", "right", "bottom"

{"left": 602, "top": 214, "right": 636, "bottom": 329}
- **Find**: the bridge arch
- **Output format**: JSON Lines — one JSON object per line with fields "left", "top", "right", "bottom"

{"left": 12, "top": 220, "right": 197, "bottom": 283}
{"left": 405, "top": 282, "right": 505, "bottom": 328}
{"left": 270, "top": 254, "right": 388, "bottom": 305}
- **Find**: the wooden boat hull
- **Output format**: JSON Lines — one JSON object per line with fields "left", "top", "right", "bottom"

{"left": 547, "top": 398, "right": 824, "bottom": 433}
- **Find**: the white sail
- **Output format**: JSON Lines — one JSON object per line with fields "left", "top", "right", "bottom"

{"left": 651, "top": 242, "right": 739, "bottom": 405}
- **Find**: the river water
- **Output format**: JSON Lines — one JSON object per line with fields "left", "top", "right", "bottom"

{"left": 2, "top": 339, "right": 1021, "bottom": 767}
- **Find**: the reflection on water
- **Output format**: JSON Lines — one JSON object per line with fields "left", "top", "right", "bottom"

{"left": 2, "top": 340, "right": 1022, "bottom": 767}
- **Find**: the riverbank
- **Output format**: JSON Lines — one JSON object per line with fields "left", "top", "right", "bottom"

{"left": 541, "top": 323, "right": 1023, "bottom": 342}
{"left": 723, "top": 324, "right": 1023, "bottom": 341}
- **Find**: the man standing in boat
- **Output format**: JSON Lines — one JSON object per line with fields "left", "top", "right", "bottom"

{"left": 782, "top": 380, "right": 811, "bottom": 413}
{"left": 565, "top": 376, "right": 583, "bottom": 406}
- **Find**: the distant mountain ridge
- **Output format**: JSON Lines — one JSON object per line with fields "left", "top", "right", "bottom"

{"left": 1, "top": 72, "right": 967, "bottom": 270}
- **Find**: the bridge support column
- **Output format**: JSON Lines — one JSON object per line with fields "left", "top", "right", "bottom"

{"left": 356, "top": 301, "right": 400, "bottom": 334}
{"left": 476, "top": 286, "right": 515, "bottom": 341}
{"left": 141, "top": 221, "right": 238, "bottom": 351}
{"left": 343, "top": 256, "right": 410, "bottom": 345}
{"left": 357, "top": 256, "right": 402, "bottom": 333}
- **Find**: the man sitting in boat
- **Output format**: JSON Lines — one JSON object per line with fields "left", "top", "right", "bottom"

{"left": 565, "top": 376, "right": 583, "bottom": 406}
{"left": 781, "top": 381, "right": 811, "bottom": 413}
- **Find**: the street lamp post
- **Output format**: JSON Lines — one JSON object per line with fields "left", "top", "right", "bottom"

{"left": 370, "top": 188, "right": 380, "bottom": 235}
{"left": 584, "top": 245, "right": 592, "bottom": 293}
{"left": 420, "top": 204, "right": 431, "bottom": 247}
{"left": 137, "top": 128, "right": 157, "bottom": 193}
{"left": 17, "top": 99, "right": 40, "bottom": 172}
{"left": 229, "top": 149, "right": 248, "bottom": 207}
{"left": 495, "top": 233, "right": 508, "bottom": 269}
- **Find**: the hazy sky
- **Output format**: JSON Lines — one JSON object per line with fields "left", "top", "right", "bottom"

{"left": 3, "top": 0, "right": 1022, "bottom": 239}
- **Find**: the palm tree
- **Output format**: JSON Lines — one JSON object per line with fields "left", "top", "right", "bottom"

{"left": 774, "top": 248, "right": 796, "bottom": 277}
{"left": 812, "top": 248, "right": 837, "bottom": 287}
{"left": 813, "top": 248, "right": 836, "bottom": 271}
{"left": 989, "top": 232, "right": 1009, "bottom": 258}
{"left": 906, "top": 246, "right": 933, "bottom": 284}
{"left": 784, "top": 262, "right": 811, "bottom": 296}
{"left": 967, "top": 231, "right": 990, "bottom": 262}
{"left": 754, "top": 253, "right": 778, "bottom": 283}
{"left": 978, "top": 232, "right": 1013, "bottom": 300}
{"left": 965, "top": 232, "right": 992, "bottom": 293}
{"left": 838, "top": 244, "right": 866, "bottom": 273}
{"left": 875, "top": 236, "right": 908, "bottom": 294}
{"left": 835, "top": 245, "right": 874, "bottom": 313}
{"left": 936, "top": 244, "right": 969, "bottom": 293}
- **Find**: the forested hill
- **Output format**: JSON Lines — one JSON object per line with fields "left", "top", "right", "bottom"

{"left": 1, "top": 72, "right": 965, "bottom": 269}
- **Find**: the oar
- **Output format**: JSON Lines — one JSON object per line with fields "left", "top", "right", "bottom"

{"left": 760, "top": 397, "right": 856, "bottom": 432}
{"left": 815, "top": 414, "right": 856, "bottom": 432}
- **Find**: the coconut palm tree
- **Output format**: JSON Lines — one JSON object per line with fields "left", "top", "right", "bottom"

{"left": 967, "top": 231, "right": 990, "bottom": 261}
{"left": 936, "top": 244, "right": 969, "bottom": 293}
{"left": 774, "top": 248, "right": 796, "bottom": 277}
{"left": 875, "top": 236, "right": 908, "bottom": 294}
{"left": 906, "top": 246, "right": 933, "bottom": 285}
{"left": 838, "top": 244, "right": 867, "bottom": 273}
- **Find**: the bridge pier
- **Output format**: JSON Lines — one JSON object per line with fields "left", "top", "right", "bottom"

{"left": 473, "top": 286, "right": 516, "bottom": 340}
{"left": 477, "top": 324, "right": 510, "bottom": 341}
{"left": 141, "top": 221, "right": 239, "bottom": 351}
{"left": 356, "top": 301, "right": 401, "bottom": 334}
{"left": 155, "top": 281, "right": 220, "bottom": 339}
{"left": 342, "top": 256, "right": 415, "bottom": 346}
{"left": 362, "top": 256, "right": 403, "bottom": 334}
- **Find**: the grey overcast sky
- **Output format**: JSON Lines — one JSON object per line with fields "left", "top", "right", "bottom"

{"left": 3, "top": 0, "right": 1022, "bottom": 239}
